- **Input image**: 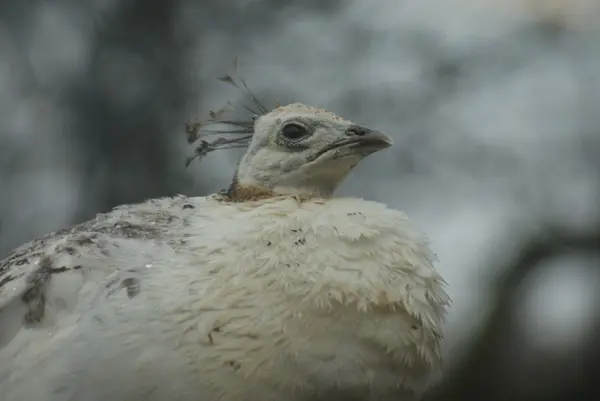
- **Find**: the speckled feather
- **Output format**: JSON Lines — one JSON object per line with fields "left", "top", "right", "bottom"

{"left": 0, "top": 103, "right": 450, "bottom": 401}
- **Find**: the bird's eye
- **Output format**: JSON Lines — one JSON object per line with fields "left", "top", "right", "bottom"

{"left": 281, "top": 123, "right": 309, "bottom": 141}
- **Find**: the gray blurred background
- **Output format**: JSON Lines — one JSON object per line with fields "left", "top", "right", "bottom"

{"left": 1, "top": 0, "right": 599, "bottom": 400}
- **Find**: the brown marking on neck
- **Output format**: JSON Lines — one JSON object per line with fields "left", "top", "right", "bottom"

{"left": 221, "top": 181, "right": 276, "bottom": 202}
{"left": 218, "top": 182, "right": 321, "bottom": 204}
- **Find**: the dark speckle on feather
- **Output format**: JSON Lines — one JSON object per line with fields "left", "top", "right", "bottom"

{"left": 227, "top": 361, "right": 241, "bottom": 371}
{"left": 74, "top": 236, "right": 95, "bottom": 245}
{"left": 97, "top": 221, "right": 162, "bottom": 239}
{"left": 346, "top": 212, "right": 363, "bottom": 216}
{"left": 0, "top": 274, "right": 16, "bottom": 288}
{"left": 105, "top": 269, "right": 142, "bottom": 299}
{"left": 21, "top": 256, "right": 54, "bottom": 326}
{"left": 293, "top": 238, "right": 306, "bottom": 246}
{"left": 121, "top": 277, "right": 141, "bottom": 298}
{"left": 48, "top": 266, "right": 70, "bottom": 273}
{"left": 63, "top": 246, "right": 76, "bottom": 255}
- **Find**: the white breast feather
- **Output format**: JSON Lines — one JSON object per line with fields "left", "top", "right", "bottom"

{"left": 153, "top": 196, "right": 450, "bottom": 400}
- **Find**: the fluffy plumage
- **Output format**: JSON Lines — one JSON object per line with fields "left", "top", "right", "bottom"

{"left": 0, "top": 102, "right": 450, "bottom": 401}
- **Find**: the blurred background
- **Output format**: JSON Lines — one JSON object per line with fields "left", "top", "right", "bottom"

{"left": 1, "top": 0, "right": 599, "bottom": 400}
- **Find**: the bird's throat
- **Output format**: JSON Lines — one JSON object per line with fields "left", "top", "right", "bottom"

{"left": 223, "top": 178, "right": 331, "bottom": 203}
{"left": 223, "top": 181, "right": 276, "bottom": 202}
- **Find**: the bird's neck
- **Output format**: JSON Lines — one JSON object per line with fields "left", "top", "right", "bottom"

{"left": 223, "top": 180, "right": 275, "bottom": 202}
{"left": 224, "top": 176, "right": 334, "bottom": 202}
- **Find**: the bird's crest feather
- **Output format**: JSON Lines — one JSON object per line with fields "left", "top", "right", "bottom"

{"left": 184, "top": 57, "right": 276, "bottom": 167}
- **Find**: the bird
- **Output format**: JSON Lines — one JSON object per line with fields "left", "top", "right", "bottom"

{"left": 0, "top": 75, "right": 450, "bottom": 401}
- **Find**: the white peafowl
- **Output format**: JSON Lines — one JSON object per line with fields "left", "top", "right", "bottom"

{"left": 0, "top": 72, "right": 450, "bottom": 401}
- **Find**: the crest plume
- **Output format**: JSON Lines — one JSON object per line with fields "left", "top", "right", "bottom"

{"left": 184, "top": 58, "right": 271, "bottom": 167}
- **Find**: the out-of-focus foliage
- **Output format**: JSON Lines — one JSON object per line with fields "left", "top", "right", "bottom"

{"left": 0, "top": 0, "right": 599, "bottom": 400}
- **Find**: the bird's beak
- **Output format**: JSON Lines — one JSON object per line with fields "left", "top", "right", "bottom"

{"left": 329, "top": 126, "right": 393, "bottom": 154}
{"left": 309, "top": 126, "right": 392, "bottom": 162}
{"left": 346, "top": 128, "right": 393, "bottom": 151}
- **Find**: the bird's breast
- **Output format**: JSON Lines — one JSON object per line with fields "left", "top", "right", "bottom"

{"left": 164, "top": 197, "right": 450, "bottom": 397}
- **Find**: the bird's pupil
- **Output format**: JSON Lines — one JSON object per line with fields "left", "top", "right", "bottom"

{"left": 282, "top": 124, "right": 307, "bottom": 140}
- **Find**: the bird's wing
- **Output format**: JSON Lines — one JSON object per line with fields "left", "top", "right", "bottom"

{"left": 0, "top": 194, "right": 203, "bottom": 347}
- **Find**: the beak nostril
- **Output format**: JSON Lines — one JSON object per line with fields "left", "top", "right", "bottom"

{"left": 346, "top": 126, "right": 369, "bottom": 136}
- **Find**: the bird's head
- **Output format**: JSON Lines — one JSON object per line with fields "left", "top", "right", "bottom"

{"left": 231, "top": 103, "right": 392, "bottom": 199}
{"left": 185, "top": 71, "right": 392, "bottom": 201}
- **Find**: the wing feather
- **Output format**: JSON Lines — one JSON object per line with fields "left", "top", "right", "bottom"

{"left": 0, "top": 195, "right": 202, "bottom": 346}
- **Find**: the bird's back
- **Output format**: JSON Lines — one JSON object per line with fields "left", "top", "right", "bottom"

{"left": 0, "top": 194, "right": 219, "bottom": 399}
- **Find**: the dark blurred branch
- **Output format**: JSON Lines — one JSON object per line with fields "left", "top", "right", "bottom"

{"left": 426, "top": 224, "right": 600, "bottom": 401}
{"left": 63, "top": 0, "right": 192, "bottom": 221}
